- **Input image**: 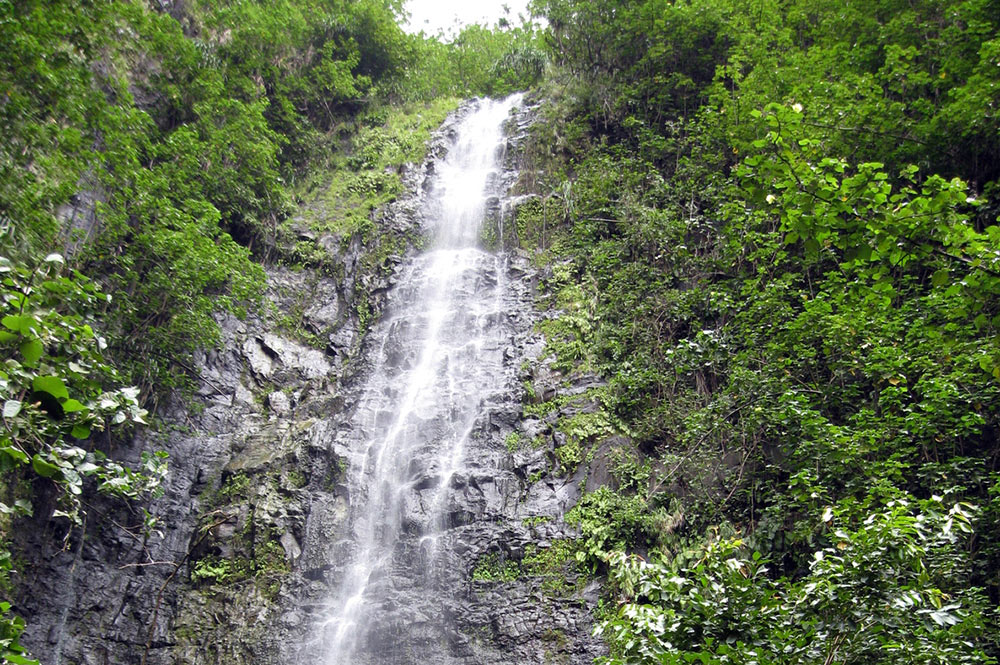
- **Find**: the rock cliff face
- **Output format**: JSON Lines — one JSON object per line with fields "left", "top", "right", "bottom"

{"left": 16, "top": 98, "right": 606, "bottom": 665}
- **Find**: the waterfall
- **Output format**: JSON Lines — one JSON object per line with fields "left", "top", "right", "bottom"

{"left": 317, "top": 94, "right": 524, "bottom": 664}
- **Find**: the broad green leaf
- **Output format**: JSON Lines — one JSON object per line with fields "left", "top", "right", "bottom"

{"left": 61, "top": 399, "right": 87, "bottom": 413}
{"left": 2, "top": 400, "right": 22, "bottom": 418}
{"left": 31, "top": 454, "right": 62, "bottom": 478}
{"left": 0, "top": 444, "right": 30, "bottom": 464}
{"left": 931, "top": 269, "right": 950, "bottom": 287}
{"left": 63, "top": 469, "right": 82, "bottom": 494}
{"left": 32, "top": 375, "right": 69, "bottom": 401}
{"left": 42, "top": 279, "right": 69, "bottom": 294}
{"left": 928, "top": 608, "right": 961, "bottom": 626}
{"left": 20, "top": 338, "right": 43, "bottom": 365}
{"left": 2, "top": 314, "right": 33, "bottom": 334}
{"left": 70, "top": 424, "right": 91, "bottom": 439}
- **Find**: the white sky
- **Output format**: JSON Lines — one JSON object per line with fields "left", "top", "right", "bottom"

{"left": 403, "top": 0, "right": 534, "bottom": 36}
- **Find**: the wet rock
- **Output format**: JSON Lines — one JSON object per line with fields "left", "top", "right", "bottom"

{"left": 305, "top": 298, "right": 342, "bottom": 333}
{"left": 260, "top": 333, "right": 332, "bottom": 380}
{"left": 268, "top": 390, "right": 291, "bottom": 416}
{"left": 244, "top": 337, "right": 274, "bottom": 378}
{"left": 328, "top": 324, "right": 358, "bottom": 352}
{"left": 585, "top": 435, "right": 633, "bottom": 493}
{"left": 280, "top": 531, "right": 303, "bottom": 567}
{"left": 234, "top": 382, "right": 255, "bottom": 406}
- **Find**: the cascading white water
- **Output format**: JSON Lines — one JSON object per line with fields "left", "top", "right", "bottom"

{"left": 318, "top": 94, "right": 523, "bottom": 664}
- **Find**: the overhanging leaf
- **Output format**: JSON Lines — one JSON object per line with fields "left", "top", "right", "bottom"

{"left": 32, "top": 375, "right": 69, "bottom": 401}
{"left": 0, "top": 444, "right": 29, "bottom": 464}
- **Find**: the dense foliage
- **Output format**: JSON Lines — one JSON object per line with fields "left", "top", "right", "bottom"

{"left": 400, "top": 21, "right": 545, "bottom": 101}
{"left": 518, "top": 0, "right": 1000, "bottom": 661}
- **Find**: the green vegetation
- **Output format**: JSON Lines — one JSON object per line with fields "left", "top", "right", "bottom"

{"left": 554, "top": 410, "right": 615, "bottom": 473}
{"left": 521, "top": 515, "right": 552, "bottom": 529}
{"left": 398, "top": 21, "right": 545, "bottom": 101}
{"left": 522, "top": 539, "right": 590, "bottom": 596}
{"left": 521, "top": 0, "right": 1000, "bottom": 661}
{"left": 597, "top": 496, "right": 991, "bottom": 665}
{"left": 189, "top": 537, "right": 289, "bottom": 599}
{"left": 286, "top": 97, "right": 460, "bottom": 286}
{"left": 0, "top": 255, "right": 167, "bottom": 663}
{"left": 470, "top": 539, "right": 594, "bottom": 598}
{"left": 471, "top": 551, "right": 522, "bottom": 582}
{"left": 292, "top": 98, "right": 461, "bottom": 239}
{"left": 504, "top": 431, "right": 524, "bottom": 452}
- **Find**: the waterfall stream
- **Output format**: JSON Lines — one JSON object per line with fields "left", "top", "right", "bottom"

{"left": 318, "top": 94, "right": 524, "bottom": 664}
